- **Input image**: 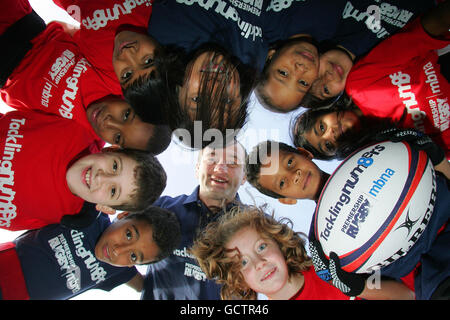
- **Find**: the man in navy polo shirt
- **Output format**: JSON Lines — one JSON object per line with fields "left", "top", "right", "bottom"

{"left": 141, "top": 139, "right": 247, "bottom": 300}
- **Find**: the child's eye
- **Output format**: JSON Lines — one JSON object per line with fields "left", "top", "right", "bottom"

{"left": 111, "top": 186, "right": 116, "bottom": 198}
{"left": 287, "top": 158, "right": 293, "bottom": 168}
{"left": 258, "top": 243, "right": 267, "bottom": 252}
{"left": 144, "top": 57, "right": 154, "bottom": 66}
{"left": 121, "top": 70, "right": 132, "bottom": 81}
{"left": 277, "top": 69, "right": 288, "bottom": 77}
{"left": 279, "top": 179, "right": 285, "bottom": 189}
{"left": 123, "top": 109, "right": 131, "bottom": 122}
{"left": 114, "top": 134, "right": 121, "bottom": 145}
{"left": 298, "top": 79, "right": 309, "bottom": 87}
{"left": 241, "top": 258, "right": 248, "bottom": 268}
{"left": 324, "top": 85, "right": 330, "bottom": 95}
{"left": 126, "top": 229, "right": 132, "bottom": 241}
{"left": 130, "top": 252, "right": 137, "bottom": 263}
{"left": 319, "top": 122, "right": 325, "bottom": 133}
{"left": 113, "top": 160, "right": 118, "bottom": 172}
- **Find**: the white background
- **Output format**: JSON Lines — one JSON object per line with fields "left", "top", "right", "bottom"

{"left": 0, "top": 0, "right": 341, "bottom": 300}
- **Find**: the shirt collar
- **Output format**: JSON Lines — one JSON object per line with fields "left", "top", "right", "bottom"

{"left": 182, "top": 186, "right": 241, "bottom": 210}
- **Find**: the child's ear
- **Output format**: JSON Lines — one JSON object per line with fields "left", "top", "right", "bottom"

{"left": 278, "top": 198, "right": 298, "bottom": 205}
{"left": 95, "top": 204, "right": 117, "bottom": 215}
{"left": 266, "top": 49, "right": 276, "bottom": 61}
{"left": 296, "top": 147, "right": 314, "bottom": 160}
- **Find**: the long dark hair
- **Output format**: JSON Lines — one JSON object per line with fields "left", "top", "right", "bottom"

{"left": 291, "top": 93, "right": 394, "bottom": 160}
{"left": 175, "top": 42, "right": 256, "bottom": 149}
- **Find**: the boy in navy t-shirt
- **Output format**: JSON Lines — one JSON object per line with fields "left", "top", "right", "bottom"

{"left": 0, "top": 204, "right": 181, "bottom": 300}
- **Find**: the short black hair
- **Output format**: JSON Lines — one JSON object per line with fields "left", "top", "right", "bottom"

{"left": 246, "top": 140, "right": 302, "bottom": 199}
{"left": 107, "top": 148, "right": 167, "bottom": 212}
{"left": 126, "top": 206, "right": 181, "bottom": 263}
{"left": 146, "top": 124, "right": 172, "bottom": 155}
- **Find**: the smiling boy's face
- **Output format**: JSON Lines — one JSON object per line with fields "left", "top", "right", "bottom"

{"left": 66, "top": 151, "right": 138, "bottom": 208}
{"left": 95, "top": 213, "right": 160, "bottom": 267}
{"left": 258, "top": 148, "right": 323, "bottom": 201}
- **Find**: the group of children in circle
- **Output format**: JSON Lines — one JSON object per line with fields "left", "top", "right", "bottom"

{"left": 0, "top": 0, "right": 448, "bottom": 300}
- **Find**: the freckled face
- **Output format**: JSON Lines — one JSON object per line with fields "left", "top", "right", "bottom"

{"left": 226, "top": 227, "right": 289, "bottom": 298}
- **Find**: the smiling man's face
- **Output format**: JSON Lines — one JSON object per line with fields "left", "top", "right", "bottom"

{"left": 196, "top": 142, "right": 246, "bottom": 207}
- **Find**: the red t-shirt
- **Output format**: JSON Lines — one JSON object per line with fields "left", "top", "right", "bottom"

{"left": 0, "top": 242, "right": 29, "bottom": 300}
{"left": 346, "top": 17, "right": 450, "bottom": 159}
{"left": 53, "top": 0, "right": 153, "bottom": 93}
{"left": 0, "top": 0, "right": 32, "bottom": 34}
{"left": 290, "top": 267, "right": 354, "bottom": 300}
{"left": 1, "top": 21, "right": 112, "bottom": 149}
{"left": 0, "top": 110, "right": 100, "bottom": 231}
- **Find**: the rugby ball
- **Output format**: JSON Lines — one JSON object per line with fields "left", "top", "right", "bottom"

{"left": 313, "top": 141, "right": 436, "bottom": 274}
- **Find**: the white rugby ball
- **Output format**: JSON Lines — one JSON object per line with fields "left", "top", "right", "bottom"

{"left": 313, "top": 141, "right": 436, "bottom": 274}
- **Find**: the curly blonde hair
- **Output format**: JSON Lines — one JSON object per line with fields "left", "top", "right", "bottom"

{"left": 190, "top": 205, "right": 312, "bottom": 300}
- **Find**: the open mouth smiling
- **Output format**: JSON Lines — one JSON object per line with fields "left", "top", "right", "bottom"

{"left": 261, "top": 267, "right": 277, "bottom": 281}
{"left": 83, "top": 167, "right": 92, "bottom": 189}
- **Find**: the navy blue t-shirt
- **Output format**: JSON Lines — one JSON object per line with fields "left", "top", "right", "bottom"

{"left": 261, "top": 0, "right": 347, "bottom": 45}
{"left": 380, "top": 173, "right": 450, "bottom": 299}
{"left": 147, "top": 0, "right": 269, "bottom": 72}
{"left": 141, "top": 187, "right": 240, "bottom": 300}
{"left": 331, "top": 0, "right": 437, "bottom": 57}
{"left": 14, "top": 210, "right": 138, "bottom": 300}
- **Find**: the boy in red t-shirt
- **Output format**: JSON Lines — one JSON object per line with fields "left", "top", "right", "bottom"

{"left": 0, "top": 110, "right": 166, "bottom": 231}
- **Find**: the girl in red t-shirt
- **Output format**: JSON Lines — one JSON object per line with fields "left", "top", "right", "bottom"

{"left": 191, "top": 206, "right": 413, "bottom": 300}
{"left": 299, "top": 3, "right": 449, "bottom": 158}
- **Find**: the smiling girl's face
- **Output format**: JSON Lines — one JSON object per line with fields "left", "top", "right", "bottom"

{"left": 310, "top": 48, "right": 354, "bottom": 100}
{"left": 260, "top": 39, "right": 319, "bottom": 111}
{"left": 225, "top": 226, "right": 290, "bottom": 298}
{"left": 113, "top": 30, "right": 159, "bottom": 88}
{"left": 303, "top": 110, "right": 360, "bottom": 157}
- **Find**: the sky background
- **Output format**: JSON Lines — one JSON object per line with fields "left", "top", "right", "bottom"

{"left": 0, "top": 0, "right": 341, "bottom": 300}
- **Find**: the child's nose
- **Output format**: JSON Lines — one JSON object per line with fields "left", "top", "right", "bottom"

{"left": 112, "top": 242, "right": 131, "bottom": 258}
{"left": 254, "top": 255, "right": 267, "bottom": 270}
{"left": 103, "top": 115, "right": 121, "bottom": 129}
